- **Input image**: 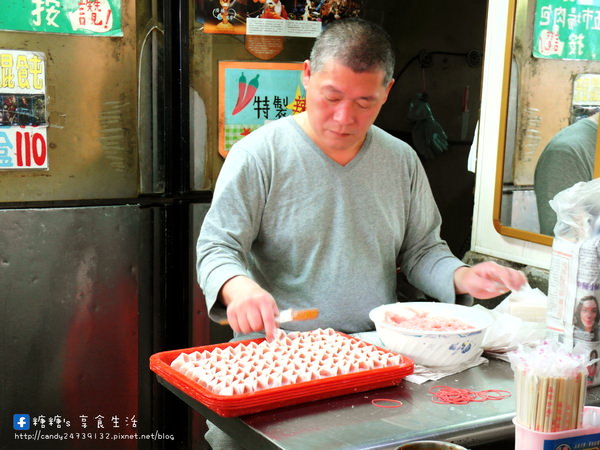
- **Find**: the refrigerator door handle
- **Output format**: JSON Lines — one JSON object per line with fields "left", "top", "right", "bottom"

{"left": 138, "top": 21, "right": 165, "bottom": 194}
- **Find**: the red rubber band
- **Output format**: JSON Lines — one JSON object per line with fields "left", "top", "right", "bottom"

{"left": 479, "top": 389, "right": 512, "bottom": 400}
{"left": 371, "top": 398, "right": 404, "bottom": 408}
{"left": 428, "top": 386, "right": 512, "bottom": 405}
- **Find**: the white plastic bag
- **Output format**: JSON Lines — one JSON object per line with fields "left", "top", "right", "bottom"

{"left": 550, "top": 177, "right": 600, "bottom": 242}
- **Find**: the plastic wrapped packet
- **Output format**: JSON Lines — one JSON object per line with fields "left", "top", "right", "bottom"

{"left": 507, "top": 285, "right": 548, "bottom": 322}
{"left": 546, "top": 178, "right": 600, "bottom": 385}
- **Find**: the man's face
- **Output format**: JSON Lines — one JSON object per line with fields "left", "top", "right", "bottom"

{"left": 302, "top": 59, "right": 393, "bottom": 157}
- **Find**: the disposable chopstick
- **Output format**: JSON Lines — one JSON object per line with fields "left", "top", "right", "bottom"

{"left": 510, "top": 343, "right": 588, "bottom": 434}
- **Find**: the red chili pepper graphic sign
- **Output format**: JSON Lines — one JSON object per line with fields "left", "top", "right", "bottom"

{"left": 231, "top": 72, "right": 247, "bottom": 114}
{"left": 231, "top": 73, "right": 260, "bottom": 116}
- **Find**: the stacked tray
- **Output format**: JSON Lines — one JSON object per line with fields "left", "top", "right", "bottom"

{"left": 150, "top": 331, "right": 414, "bottom": 417}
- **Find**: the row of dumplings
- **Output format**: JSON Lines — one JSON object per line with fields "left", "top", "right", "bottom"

{"left": 171, "top": 328, "right": 403, "bottom": 395}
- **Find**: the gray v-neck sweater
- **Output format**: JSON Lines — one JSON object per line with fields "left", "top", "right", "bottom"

{"left": 197, "top": 116, "right": 465, "bottom": 334}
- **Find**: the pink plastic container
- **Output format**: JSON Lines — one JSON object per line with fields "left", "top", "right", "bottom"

{"left": 514, "top": 407, "right": 600, "bottom": 450}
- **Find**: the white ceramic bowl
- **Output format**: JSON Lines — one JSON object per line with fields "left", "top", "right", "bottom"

{"left": 369, "top": 302, "right": 494, "bottom": 368}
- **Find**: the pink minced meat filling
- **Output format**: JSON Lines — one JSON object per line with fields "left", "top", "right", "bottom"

{"left": 383, "top": 310, "right": 474, "bottom": 331}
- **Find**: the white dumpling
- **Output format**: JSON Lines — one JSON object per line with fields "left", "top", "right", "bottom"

{"left": 216, "top": 383, "right": 234, "bottom": 396}
{"left": 388, "top": 355, "right": 402, "bottom": 366}
{"left": 231, "top": 380, "right": 247, "bottom": 395}
{"left": 318, "top": 365, "right": 337, "bottom": 378}
{"left": 170, "top": 327, "right": 406, "bottom": 396}
{"left": 256, "top": 374, "right": 274, "bottom": 390}
{"left": 170, "top": 353, "right": 189, "bottom": 371}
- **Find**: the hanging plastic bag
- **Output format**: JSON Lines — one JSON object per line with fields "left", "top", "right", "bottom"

{"left": 550, "top": 177, "right": 600, "bottom": 242}
{"left": 407, "top": 92, "right": 448, "bottom": 159}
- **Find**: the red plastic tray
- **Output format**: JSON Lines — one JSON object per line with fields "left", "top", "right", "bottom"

{"left": 150, "top": 332, "right": 414, "bottom": 417}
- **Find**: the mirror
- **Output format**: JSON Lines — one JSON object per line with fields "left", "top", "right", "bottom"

{"left": 493, "top": 0, "right": 600, "bottom": 246}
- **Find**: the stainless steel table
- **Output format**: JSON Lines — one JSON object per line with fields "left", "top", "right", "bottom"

{"left": 159, "top": 358, "right": 522, "bottom": 449}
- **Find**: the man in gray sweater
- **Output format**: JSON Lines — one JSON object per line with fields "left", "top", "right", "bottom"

{"left": 197, "top": 19, "right": 525, "bottom": 344}
{"left": 534, "top": 112, "right": 598, "bottom": 235}
{"left": 197, "top": 17, "right": 526, "bottom": 449}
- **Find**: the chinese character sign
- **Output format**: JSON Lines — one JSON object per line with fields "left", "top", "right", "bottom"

{"left": 534, "top": 0, "right": 600, "bottom": 60}
{"left": 0, "top": 0, "right": 122, "bottom": 36}
{"left": 571, "top": 73, "right": 600, "bottom": 120}
{"left": 218, "top": 61, "right": 305, "bottom": 157}
{"left": 0, "top": 50, "right": 48, "bottom": 170}
{"left": 573, "top": 73, "right": 600, "bottom": 106}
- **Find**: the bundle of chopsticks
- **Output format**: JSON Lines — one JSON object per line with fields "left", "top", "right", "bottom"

{"left": 510, "top": 342, "right": 589, "bottom": 432}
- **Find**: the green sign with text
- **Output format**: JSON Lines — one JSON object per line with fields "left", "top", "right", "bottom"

{"left": 534, "top": 0, "right": 600, "bottom": 60}
{"left": 0, "top": 0, "right": 122, "bottom": 37}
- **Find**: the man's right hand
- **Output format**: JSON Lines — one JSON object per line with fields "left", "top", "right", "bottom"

{"left": 219, "top": 275, "right": 279, "bottom": 341}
